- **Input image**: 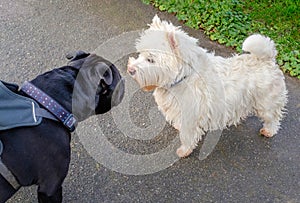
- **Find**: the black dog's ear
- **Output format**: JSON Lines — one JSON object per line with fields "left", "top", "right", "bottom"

{"left": 66, "top": 51, "right": 90, "bottom": 69}
{"left": 66, "top": 50, "right": 90, "bottom": 61}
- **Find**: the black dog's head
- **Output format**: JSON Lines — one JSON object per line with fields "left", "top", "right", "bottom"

{"left": 30, "top": 51, "right": 125, "bottom": 122}
{"left": 68, "top": 51, "right": 125, "bottom": 120}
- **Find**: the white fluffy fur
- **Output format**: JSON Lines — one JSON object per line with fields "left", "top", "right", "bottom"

{"left": 127, "top": 15, "right": 288, "bottom": 157}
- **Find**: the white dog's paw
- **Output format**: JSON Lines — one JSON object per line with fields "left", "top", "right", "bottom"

{"left": 260, "top": 128, "right": 274, "bottom": 138}
{"left": 176, "top": 145, "right": 193, "bottom": 158}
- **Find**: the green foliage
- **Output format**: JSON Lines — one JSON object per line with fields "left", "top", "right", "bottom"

{"left": 243, "top": 0, "right": 300, "bottom": 78}
{"left": 141, "top": 0, "right": 300, "bottom": 78}
{"left": 279, "top": 50, "right": 300, "bottom": 78}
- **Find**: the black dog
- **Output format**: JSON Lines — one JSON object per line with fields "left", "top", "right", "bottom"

{"left": 0, "top": 51, "right": 124, "bottom": 202}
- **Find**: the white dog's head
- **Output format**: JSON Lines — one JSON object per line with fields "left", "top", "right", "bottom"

{"left": 127, "top": 15, "right": 200, "bottom": 91}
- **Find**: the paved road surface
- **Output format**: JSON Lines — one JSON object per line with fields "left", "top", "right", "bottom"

{"left": 1, "top": 0, "right": 299, "bottom": 202}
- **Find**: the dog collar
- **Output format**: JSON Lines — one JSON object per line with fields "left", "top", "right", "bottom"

{"left": 21, "top": 82, "right": 77, "bottom": 132}
{"left": 170, "top": 76, "right": 187, "bottom": 87}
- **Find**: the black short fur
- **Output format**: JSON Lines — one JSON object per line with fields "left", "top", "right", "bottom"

{"left": 0, "top": 51, "right": 124, "bottom": 203}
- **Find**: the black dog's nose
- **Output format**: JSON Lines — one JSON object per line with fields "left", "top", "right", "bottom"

{"left": 66, "top": 51, "right": 90, "bottom": 61}
{"left": 111, "top": 78, "right": 125, "bottom": 107}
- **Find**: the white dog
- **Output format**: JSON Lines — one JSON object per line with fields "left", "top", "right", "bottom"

{"left": 127, "top": 15, "right": 288, "bottom": 158}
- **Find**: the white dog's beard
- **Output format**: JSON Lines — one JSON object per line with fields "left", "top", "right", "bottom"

{"left": 135, "top": 64, "right": 181, "bottom": 90}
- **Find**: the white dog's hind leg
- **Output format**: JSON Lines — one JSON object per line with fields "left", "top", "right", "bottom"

{"left": 259, "top": 116, "right": 280, "bottom": 137}
{"left": 257, "top": 101, "right": 285, "bottom": 137}
{"left": 258, "top": 99, "right": 286, "bottom": 137}
{"left": 255, "top": 82, "right": 287, "bottom": 138}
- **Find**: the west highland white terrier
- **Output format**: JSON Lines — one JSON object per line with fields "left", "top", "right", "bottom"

{"left": 127, "top": 15, "right": 288, "bottom": 158}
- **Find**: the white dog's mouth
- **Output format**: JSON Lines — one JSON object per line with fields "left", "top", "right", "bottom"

{"left": 127, "top": 60, "right": 158, "bottom": 92}
{"left": 142, "top": 85, "right": 158, "bottom": 92}
{"left": 127, "top": 56, "right": 181, "bottom": 91}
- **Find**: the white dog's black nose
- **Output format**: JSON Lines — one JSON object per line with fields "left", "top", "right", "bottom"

{"left": 127, "top": 65, "right": 136, "bottom": 76}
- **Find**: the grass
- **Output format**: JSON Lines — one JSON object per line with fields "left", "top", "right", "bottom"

{"left": 141, "top": 0, "right": 300, "bottom": 79}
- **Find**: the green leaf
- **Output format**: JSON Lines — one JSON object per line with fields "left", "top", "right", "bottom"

{"left": 141, "top": 0, "right": 300, "bottom": 79}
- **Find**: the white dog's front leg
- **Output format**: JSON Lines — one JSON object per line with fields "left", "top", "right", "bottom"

{"left": 176, "top": 142, "right": 193, "bottom": 158}
{"left": 176, "top": 124, "right": 205, "bottom": 158}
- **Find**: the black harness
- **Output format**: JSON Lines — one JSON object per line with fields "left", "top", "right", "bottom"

{"left": 21, "top": 82, "right": 77, "bottom": 132}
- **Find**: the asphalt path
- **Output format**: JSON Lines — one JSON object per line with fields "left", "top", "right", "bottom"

{"left": 1, "top": 0, "right": 299, "bottom": 202}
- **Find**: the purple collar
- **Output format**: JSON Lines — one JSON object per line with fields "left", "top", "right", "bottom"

{"left": 21, "top": 81, "right": 77, "bottom": 132}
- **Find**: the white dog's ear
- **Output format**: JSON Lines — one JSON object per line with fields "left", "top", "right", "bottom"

{"left": 150, "top": 14, "right": 162, "bottom": 28}
{"left": 167, "top": 31, "right": 178, "bottom": 51}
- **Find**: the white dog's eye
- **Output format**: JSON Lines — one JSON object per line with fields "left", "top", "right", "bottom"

{"left": 147, "top": 58, "right": 155, "bottom": 63}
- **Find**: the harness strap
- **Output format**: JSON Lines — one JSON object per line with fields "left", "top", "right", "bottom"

{"left": 21, "top": 81, "right": 77, "bottom": 132}
{"left": 0, "top": 141, "right": 20, "bottom": 190}
{"left": 35, "top": 108, "right": 59, "bottom": 122}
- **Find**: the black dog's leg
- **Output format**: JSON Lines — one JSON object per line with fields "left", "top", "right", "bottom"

{"left": 0, "top": 175, "right": 17, "bottom": 203}
{"left": 37, "top": 186, "right": 62, "bottom": 203}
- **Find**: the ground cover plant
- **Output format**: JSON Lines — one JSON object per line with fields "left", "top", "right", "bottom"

{"left": 142, "top": 0, "right": 300, "bottom": 78}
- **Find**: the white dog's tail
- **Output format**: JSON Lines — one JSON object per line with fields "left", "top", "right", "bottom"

{"left": 242, "top": 34, "right": 277, "bottom": 61}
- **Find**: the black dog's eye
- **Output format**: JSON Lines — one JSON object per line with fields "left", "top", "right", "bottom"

{"left": 103, "top": 71, "right": 109, "bottom": 78}
{"left": 147, "top": 58, "right": 155, "bottom": 63}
